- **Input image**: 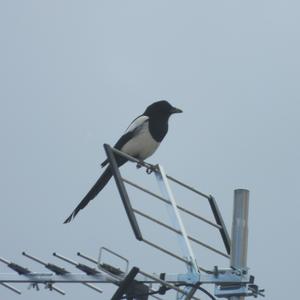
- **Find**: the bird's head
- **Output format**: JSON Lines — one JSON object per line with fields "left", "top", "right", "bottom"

{"left": 144, "top": 100, "right": 183, "bottom": 119}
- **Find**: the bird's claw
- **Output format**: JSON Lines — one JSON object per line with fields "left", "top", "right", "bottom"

{"left": 136, "top": 161, "right": 155, "bottom": 174}
{"left": 136, "top": 161, "right": 143, "bottom": 169}
{"left": 146, "top": 166, "right": 154, "bottom": 174}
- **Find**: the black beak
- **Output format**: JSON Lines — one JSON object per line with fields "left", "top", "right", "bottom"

{"left": 171, "top": 107, "right": 183, "bottom": 114}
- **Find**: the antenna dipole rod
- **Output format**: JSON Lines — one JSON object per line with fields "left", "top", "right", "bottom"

{"left": 83, "top": 283, "right": 103, "bottom": 293}
{"left": 22, "top": 252, "right": 46, "bottom": 266}
{"left": 53, "top": 253, "right": 103, "bottom": 293}
{"left": 0, "top": 257, "right": 10, "bottom": 265}
{"left": 53, "top": 253, "right": 77, "bottom": 266}
{"left": 47, "top": 284, "right": 66, "bottom": 295}
{"left": 0, "top": 282, "right": 21, "bottom": 294}
{"left": 77, "top": 252, "right": 97, "bottom": 264}
{"left": 230, "top": 189, "right": 249, "bottom": 300}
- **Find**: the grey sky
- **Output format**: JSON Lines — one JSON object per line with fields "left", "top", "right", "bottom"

{"left": 0, "top": 1, "right": 299, "bottom": 299}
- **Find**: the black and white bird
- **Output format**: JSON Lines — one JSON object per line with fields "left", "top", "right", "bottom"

{"left": 63, "top": 100, "right": 182, "bottom": 223}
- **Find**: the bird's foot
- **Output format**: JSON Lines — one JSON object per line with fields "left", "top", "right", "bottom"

{"left": 146, "top": 164, "right": 159, "bottom": 174}
{"left": 136, "top": 161, "right": 143, "bottom": 169}
{"left": 146, "top": 167, "right": 153, "bottom": 174}
{"left": 136, "top": 161, "right": 157, "bottom": 174}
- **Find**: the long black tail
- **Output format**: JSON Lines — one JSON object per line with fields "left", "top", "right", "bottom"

{"left": 64, "top": 166, "right": 113, "bottom": 223}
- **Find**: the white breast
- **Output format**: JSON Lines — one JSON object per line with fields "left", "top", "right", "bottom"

{"left": 121, "top": 120, "right": 160, "bottom": 160}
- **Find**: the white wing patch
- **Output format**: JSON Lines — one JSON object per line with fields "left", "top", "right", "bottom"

{"left": 125, "top": 115, "right": 149, "bottom": 133}
{"left": 121, "top": 117, "right": 160, "bottom": 160}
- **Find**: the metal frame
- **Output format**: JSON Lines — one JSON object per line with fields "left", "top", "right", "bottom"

{"left": 0, "top": 144, "right": 264, "bottom": 299}
{"left": 100, "top": 145, "right": 264, "bottom": 299}
{"left": 104, "top": 145, "right": 231, "bottom": 270}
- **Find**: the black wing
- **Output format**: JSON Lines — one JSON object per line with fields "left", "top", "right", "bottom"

{"left": 101, "top": 115, "right": 148, "bottom": 167}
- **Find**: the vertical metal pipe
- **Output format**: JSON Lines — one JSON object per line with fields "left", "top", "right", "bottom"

{"left": 230, "top": 189, "right": 249, "bottom": 300}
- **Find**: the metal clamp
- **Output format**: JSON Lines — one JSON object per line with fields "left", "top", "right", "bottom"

{"left": 98, "top": 247, "right": 129, "bottom": 275}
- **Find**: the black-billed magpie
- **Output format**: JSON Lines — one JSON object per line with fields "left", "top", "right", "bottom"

{"left": 63, "top": 100, "right": 182, "bottom": 223}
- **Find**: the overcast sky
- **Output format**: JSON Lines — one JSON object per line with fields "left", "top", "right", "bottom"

{"left": 1, "top": 1, "right": 299, "bottom": 299}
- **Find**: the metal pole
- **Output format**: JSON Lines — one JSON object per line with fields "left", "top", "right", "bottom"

{"left": 230, "top": 189, "right": 249, "bottom": 300}
{"left": 104, "top": 144, "right": 143, "bottom": 241}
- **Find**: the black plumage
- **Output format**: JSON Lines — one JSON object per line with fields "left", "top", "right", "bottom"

{"left": 63, "top": 100, "right": 182, "bottom": 223}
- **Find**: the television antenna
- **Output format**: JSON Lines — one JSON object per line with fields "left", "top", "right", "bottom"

{"left": 0, "top": 144, "right": 264, "bottom": 299}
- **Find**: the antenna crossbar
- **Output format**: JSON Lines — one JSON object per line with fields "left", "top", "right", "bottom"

{"left": 123, "top": 177, "right": 222, "bottom": 229}
{"left": 133, "top": 208, "right": 229, "bottom": 258}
